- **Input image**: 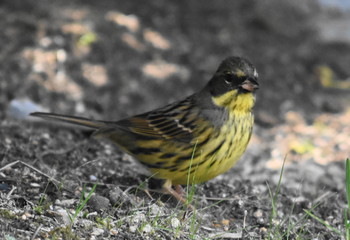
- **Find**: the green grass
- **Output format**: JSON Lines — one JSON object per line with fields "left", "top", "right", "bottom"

{"left": 34, "top": 184, "right": 49, "bottom": 215}
{"left": 34, "top": 181, "right": 65, "bottom": 215}
{"left": 46, "top": 183, "right": 98, "bottom": 239}
{"left": 185, "top": 140, "right": 199, "bottom": 207}
{"left": 304, "top": 209, "right": 342, "bottom": 235}
{"left": 67, "top": 183, "right": 97, "bottom": 225}
{"left": 267, "top": 156, "right": 286, "bottom": 239}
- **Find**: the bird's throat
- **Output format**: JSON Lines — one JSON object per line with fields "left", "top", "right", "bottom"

{"left": 212, "top": 89, "right": 255, "bottom": 113}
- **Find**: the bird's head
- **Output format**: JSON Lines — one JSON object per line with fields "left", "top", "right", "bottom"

{"left": 206, "top": 56, "right": 259, "bottom": 111}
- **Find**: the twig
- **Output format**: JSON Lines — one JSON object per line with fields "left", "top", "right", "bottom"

{"left": 0, "top": 160, "right": 20, "bottom": 172}
{"left": 6, "top": 186, "right": 17, "bottom": 199}
{"left": 313, "top": 191, "right": 334, "bottom": 203}
{"left": 31, "top": 224, "right": 42, "bottom": 240}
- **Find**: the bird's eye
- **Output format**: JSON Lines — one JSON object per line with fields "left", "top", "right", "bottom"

{"left": 224, "top": 72, "right": 235, "bottom": 84}
{"left": 224, "top": 72, "right": 244, "bottom": 85}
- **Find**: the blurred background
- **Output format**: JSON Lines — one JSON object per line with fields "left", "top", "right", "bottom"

{"left": 1, "top": 0, "right": 349, "bottom": 169}
{"left": 1, "top": 0, "right": 350, "bottom": 238}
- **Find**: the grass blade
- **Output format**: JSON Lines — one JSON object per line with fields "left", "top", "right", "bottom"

{"left": 304, "top": 209, "right": 342, "bottom": 235}
{"left": 267, "top": 156, "right": 287, "bottom": 239}
{"left": 346, "top": 159, "right": 350, "bottom": 212}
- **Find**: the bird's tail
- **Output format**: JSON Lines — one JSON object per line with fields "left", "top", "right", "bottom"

{"left": 30, "top": 112, "right": 107, "bottom": 129}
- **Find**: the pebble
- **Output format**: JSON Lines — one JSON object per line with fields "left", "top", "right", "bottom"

{"left": 56, "top": 209, "right": 71, "bottom": 225}
{"left": 110, "top": 229, "right": 118, "bottom": 235}
{"left": 171, "top": 218, "right": 180, "bottom": 228}
{"left": 88, "top": 195, "right": 110, "bottom": 211}
{"left": 142, "top": 224, "right": 152, "bottom": 233}
{"left": 253, "top": 209, "right": 263, "bottom": 218}
{"left": 30, "top": 183, "right": 41, "bottom": 188}
{"left": 149, "top": 204, "right": 162, "bottom": 215}
{"left": 81, "top": 219, "right": 95, "bottom": 228}
{"left": 56, "top": 199, "right": 76, "bottom": 208}
{"left": 89, "top": 175, "right": 98, "bottom": 181}
{"left": 91, "top": 227, "right": 104, "bottom": 236}
{"left": 109, "top": 187, "right": 135, "bottom": 206}
{"left": 131, "top": 213, "right": 146, "bottom": 225}
{"left": 129, "top": 225, "right": 137, "bottom": 233}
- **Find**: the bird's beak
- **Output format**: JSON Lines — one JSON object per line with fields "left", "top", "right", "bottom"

{"left": 240, "top": 78, "right": 259, "bottom": 92}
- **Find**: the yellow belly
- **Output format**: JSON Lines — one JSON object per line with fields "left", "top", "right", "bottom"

{"left": 174, "top": 114, "right": 252, "bottom": 184}
{"left": 143, "top": 112, "right": 253, "bottom": 185}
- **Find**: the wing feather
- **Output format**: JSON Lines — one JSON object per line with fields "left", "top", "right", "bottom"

{"left": 116, "top": 98, "right": 196, "bottom": 142}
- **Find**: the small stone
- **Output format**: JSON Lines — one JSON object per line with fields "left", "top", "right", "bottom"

{"left": 129, "top": 225, "right": 137, "bottom": 233}
{"left": 104, "top": 146, "right": 112, "bottom": 155}
{"left": 131, "top": 213, "right": 146, "bottom": 225}
{"left": 171, "top": 218, "right": 180, "bottom": 228}
{"left": 86, "top": 212, "right": 98, "bottom": 218}
{"left": 88, "top": 195, "right": 110, "bottom": 211}
{"left": 24, "top": 212, "right": 32, "bottom": 218}
{"left": 81, "top": 219, "right": 95, "bottom": 228}
{"left": 142, "top": 224, "right": 152, "bottom": 233}
{"left": 56, "top": 209, "right": 72, "bottom": 225}
{"left": 56, "top": 199, "right": 76, "bottom": 208}
{"left": 109, "top": 189, "right": 122, "bottom": 205}
{"left": 89, "top": 175, "right": 97, "bottom": 181}
{"left": 253, "top": 209, "right": 263, "bottom": 218}
{"left": 42, "top": 133, "right": 50, "bottom": 139}
{"left": 91, "top": 227, "right": 104, "bottom": 236}
{"left": 110, "top": 228, "right": 118, "bottom": 235}
{"left": 109, "top": 187, "right": 135, "bottom": 205}
{"left": 30, "top": 183, "right": 41, "bottom": 188}
{"left": 5, "top": 138, "right": 12, "bottom": 144}
{"left": 221, "top": 219, "right": 230, "bottom": 226}
{"left": 149, "top": 204, "right": 162, "bottom": 215}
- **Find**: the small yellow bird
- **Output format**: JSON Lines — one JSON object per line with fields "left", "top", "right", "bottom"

{"left": 31, "top": 56, "right": 259, "bottom": 203}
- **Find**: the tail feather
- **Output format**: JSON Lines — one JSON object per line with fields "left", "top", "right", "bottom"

{"left": 30, "top": 112, "right": 107, "bottom": 129}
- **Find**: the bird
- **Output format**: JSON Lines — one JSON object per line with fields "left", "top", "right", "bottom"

{"left": 30, "top": 56, "right": 259, "bottom": 205}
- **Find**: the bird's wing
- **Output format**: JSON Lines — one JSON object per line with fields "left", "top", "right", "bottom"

{"left": 114, "top": 98, "right": 197, "bottom": 143}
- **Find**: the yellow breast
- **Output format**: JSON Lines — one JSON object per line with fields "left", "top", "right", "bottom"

{"left": 164, "top": 90, "right": 254, "bottom": 185}
{"left": 128, "top": 89, "right": 255, "bottom": 185}
{"left": 171, "top": 111, "right": 253, "bottom": 184}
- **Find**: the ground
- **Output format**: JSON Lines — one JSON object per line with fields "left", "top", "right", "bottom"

{"left": 1, "top": 0, "right": 350, "bottom": 239}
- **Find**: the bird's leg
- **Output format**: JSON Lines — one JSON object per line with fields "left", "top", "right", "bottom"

{"left": 175, "top": 184, "right": 185, "bottom": 196}
{"left": 162, "top": 179, "right": 194, "bottom": 210}
{"left": 162, "top": 179, "right": 186, "bottom": 203}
